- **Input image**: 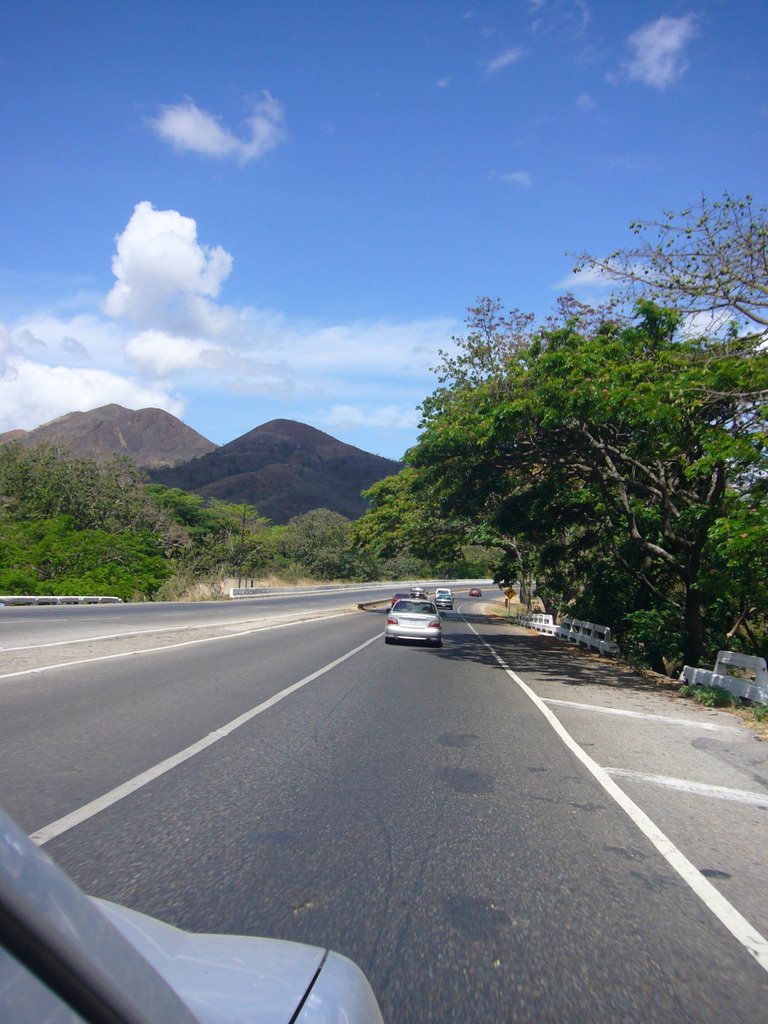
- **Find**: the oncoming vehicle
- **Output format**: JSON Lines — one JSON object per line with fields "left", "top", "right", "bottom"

{"left": 469, "top": 587, "right": 482, "bottom": 597}
{"left": 385, "top": 599, "right": 442, "bottom": 647}
{"left": 0, "top": 807, "right": 384, "bottom": 1024}
{"left": 434, "top": 588, "right": 453, "bottom": 610}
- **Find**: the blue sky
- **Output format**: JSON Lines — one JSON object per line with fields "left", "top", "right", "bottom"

{"left": 1, "top": 1, "right": 766, "bottom": 460}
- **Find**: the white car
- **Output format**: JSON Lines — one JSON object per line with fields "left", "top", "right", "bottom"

{"left": 434, "top": 588, "right": 453, "bottom": 610}
{"left": 0, "top": 807, "right": 383, "bottom": 1024}
{"left": 385, "top": 599, "right": 442, "bottom": 647}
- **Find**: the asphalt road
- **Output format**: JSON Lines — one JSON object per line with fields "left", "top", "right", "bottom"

{"left": 2, "top": 595, "right": 766, "bottom": 1021}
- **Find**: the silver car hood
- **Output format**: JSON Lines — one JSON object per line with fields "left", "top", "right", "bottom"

{"left": 97, "top": 898, "right": 382, "bottom": 1024}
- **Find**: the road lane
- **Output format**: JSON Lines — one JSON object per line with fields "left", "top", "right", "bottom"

{"left": 0, "top": 609, "right": 384, "bottom": 831}
{"left": 24, "top": 606, "right": 768, "bottom": 1022}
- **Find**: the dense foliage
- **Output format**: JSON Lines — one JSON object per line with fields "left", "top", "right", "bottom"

{"left": 356, "top": 291, "right": 767, "bottom": 672}
{"left": 0, "top": 444, "right": 415, "bottom": 600}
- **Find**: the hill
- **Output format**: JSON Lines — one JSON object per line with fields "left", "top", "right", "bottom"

{"left": 149, "top": 418, "right": 402, "bottom": 523}
{"left": 0, "top": 405, "right": 217, "bottom": 468}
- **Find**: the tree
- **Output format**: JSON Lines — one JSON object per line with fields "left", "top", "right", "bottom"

{"left": 407, "top": 299, "right": 768, "bottom": 666}
{"left": 281, "top": 508, "right": 371, "bottom": 580}
{"left": 575, "top": 192, "right": 768, "bottom": 343}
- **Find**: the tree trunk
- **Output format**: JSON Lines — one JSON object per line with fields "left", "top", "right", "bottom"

{"left": 683, "top": 584, "right": 704, "bottom": 666}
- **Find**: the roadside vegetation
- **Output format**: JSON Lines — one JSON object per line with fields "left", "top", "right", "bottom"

{"left": 355, "top": 194, "right": 768, "bottom": 681}
{"left": 0, "top": 444, "right": 495, "bottom": 602}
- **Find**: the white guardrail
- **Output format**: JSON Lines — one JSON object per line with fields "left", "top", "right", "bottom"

{"left": 681, "top": 651, "right": 768, "bottom": 706}
{"left": 516, "top": 612, "right": 620, "bottom": 656}
{"left": 0, "top": 595, "right": 123, "bottom": 606}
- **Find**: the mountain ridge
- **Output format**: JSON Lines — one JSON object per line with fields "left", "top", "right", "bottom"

{"left": 0, "top": 406, "right": 401, "bottom": 522}
{"left": 149, "top": 417, "right": 401, "bottom": 523}
{"left": 0, "top": 404, "right": 216, "bottom": 468}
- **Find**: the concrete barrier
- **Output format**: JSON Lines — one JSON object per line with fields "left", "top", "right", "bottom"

{"left": 681, "top": 651, "right": 768, "bottom": 705}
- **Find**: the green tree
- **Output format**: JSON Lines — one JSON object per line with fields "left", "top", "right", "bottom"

{"left": 406, "top": 299, "right": 768, "bottom": 666}
{"left": 281, "top": 508, "right": 372, "bottom": 580}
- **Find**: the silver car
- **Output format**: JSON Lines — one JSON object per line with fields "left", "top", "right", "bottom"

{"left": 0, "top": 807, "right": 384, "bottom": 1024}
{"left": 385, "top": 599, "right": 442, "bottom": 647}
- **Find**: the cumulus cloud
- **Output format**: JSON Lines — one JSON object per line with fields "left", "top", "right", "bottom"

{"left": 624, "top": 14, "right": 697, "bottom": 90}
{"left": 485, "top": 47, "right": 526, "bottom": 73}
{"left": 150, "top": 92, "right": 286, "bottom": 164}
{"left": 104, "top": 201, "right": 235, "bottom": 336}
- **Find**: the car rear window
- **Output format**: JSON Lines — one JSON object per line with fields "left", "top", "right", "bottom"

{"left": 393, "top": 601, "right": 436, "bottom": 614}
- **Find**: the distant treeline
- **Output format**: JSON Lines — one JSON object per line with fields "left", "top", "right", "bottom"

{"left": 0, "top": 442, "right": 494, "bottom": 601}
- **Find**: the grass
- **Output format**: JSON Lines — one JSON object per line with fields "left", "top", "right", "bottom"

{"left": 677, "top": 683, "right": 737, "bottom": 708}
{"left": 677, "top": 684, "right": 768, "bottom": 739}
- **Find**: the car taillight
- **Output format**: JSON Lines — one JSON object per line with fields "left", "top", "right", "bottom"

{"left": 387, "top": 616, "right": 398, "bottom": 624}
{"left": 428, "top": 619, "right": 441, "bottom": 628}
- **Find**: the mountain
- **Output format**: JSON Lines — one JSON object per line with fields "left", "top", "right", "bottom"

{"left": 0, "top": 405, "right": 217, "bottom": 468}
{"left": 148, "top": 418, "right": 402, "bottom": 523}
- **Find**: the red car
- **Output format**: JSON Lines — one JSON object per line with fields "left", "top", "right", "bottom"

{"left": 469, "top": 587, "right": 482, "bottom": 597}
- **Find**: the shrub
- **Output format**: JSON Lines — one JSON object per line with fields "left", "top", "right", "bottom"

{"left": 678, "top": 684, "right": 736, "bottom": 708}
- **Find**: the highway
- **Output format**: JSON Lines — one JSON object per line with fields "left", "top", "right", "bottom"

{"left": 1, "top": 591, "right": 767, "bottom": 1021}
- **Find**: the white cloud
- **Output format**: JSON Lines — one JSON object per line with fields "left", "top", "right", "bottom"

{"left": 123, "top": 331, "right": 217, "bottom": 377}
{"left": 104, "top": 201, "right": 235, "bottom": 336}
{"left": 0, "top": 323, "right": 19, "bottom": 378}
{"left": 123, "top": 328, "right": 293, "bottom": 393}
{"left": 555, "top": 263, "right": 617, "bottom": 290}
{"left": 0, "top": 359, "right": 183, "bottom": 433}
{"left": 62, "top": 336, "right": 89, "bottom": 357}
{"left": 150, "top": 92, "right": 286, "bottom": 164}
{"left": 485, "top": 47, "right": 526, "bottom": 73}
{"left": 576, "top": 92, "right": 596, "bottom": 113}
{"left": 1, "top": 202, "right": 460, "bottom": 447}
{"left": 325, "top": 404, "right": 420, "bottom": 431}
{"left": 501, "top": 171, "right": 533, "bottom": 187}
{"left": 624, "top": 14, "right": 697, "bottom": 90}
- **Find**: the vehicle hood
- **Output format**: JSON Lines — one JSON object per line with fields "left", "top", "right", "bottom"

{"left": 96, "top": 899, "right": 382, "bottom": 1024}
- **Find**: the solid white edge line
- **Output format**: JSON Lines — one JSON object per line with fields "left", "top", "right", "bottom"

{"left": 465, "top": 619, "right": 768, "bottom": 974}
{"left": 0, "top": 611, "right": 353, "bottom": 681}
{"left": 30, "top": 631, "right": 381, "bottom": 847}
